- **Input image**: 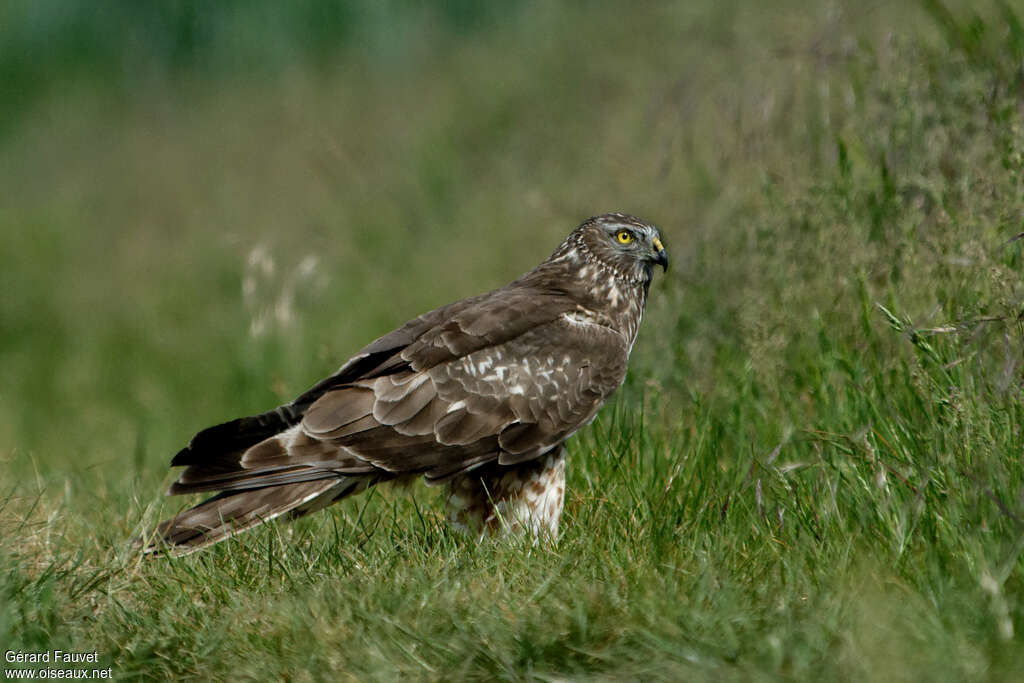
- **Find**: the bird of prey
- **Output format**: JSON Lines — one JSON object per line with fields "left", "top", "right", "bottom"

{"left": 146, "top": 213, "right": 667, "bottom": 555}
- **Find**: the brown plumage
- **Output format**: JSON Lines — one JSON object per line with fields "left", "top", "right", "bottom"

{"left": 146, "top": 213, "right": 667, "bottom": 555}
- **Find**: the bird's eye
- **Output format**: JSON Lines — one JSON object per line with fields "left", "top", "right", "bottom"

{"left": 615, "top": 230, "right": 634, "bottom": 245}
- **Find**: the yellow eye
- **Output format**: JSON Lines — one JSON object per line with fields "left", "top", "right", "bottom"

{"left": 615, "top": 230, "right": 634, "bottom": 244}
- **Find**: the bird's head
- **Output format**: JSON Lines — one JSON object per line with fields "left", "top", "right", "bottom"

{"left": 574, "top": 213, "right": 668, "bottom": 284}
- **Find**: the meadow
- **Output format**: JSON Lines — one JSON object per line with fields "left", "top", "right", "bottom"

{"left": 3, "top": 1, "right": 1024, "bottom": 679}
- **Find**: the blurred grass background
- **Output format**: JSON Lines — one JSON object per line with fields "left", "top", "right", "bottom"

{"left": 4, "top": 0, "right": 1024, "bottom": 679}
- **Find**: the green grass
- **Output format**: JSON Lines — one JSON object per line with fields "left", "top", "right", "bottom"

{"left": 4, "top": 1, "right": 1024, "bottom": 679}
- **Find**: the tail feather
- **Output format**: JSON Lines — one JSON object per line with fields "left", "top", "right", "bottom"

{"left": 145, "top": 477, "right": 369, "bottom": 556}
{"left": 166, "top": 465, "right": 362, "bottom": 495}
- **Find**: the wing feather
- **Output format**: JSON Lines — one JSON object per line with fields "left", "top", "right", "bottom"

{"left": 392, "top": 397, "right": 449, "bottom": 436}
{"left": 372, "top": 374, "right": 437, "bottom": 424}
{"left": 302, "top": 385, "right": 375, "bottom": 436}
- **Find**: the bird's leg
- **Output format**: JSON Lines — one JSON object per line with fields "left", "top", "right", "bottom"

{"left": 444, "top": 449, "right": 566, "bottom": 539}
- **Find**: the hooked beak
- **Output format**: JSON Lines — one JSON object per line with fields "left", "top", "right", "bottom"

{"left": 651, "top": 236, "right": 669, "bottom": 272}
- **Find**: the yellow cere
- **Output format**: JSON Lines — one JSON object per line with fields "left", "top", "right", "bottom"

{"left": 616, "top": 230, "right": 633, "bottom": 244}
{"left": 652, "top": 236, "right": 664, "bottom": 252}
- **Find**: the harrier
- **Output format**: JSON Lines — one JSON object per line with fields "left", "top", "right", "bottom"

{"left": 147, "top": 213, "right": 667, "bottom": 554}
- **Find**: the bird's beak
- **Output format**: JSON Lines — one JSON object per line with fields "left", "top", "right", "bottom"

{"left": 651, "top": 236, "right": 669, "bottom": 272}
